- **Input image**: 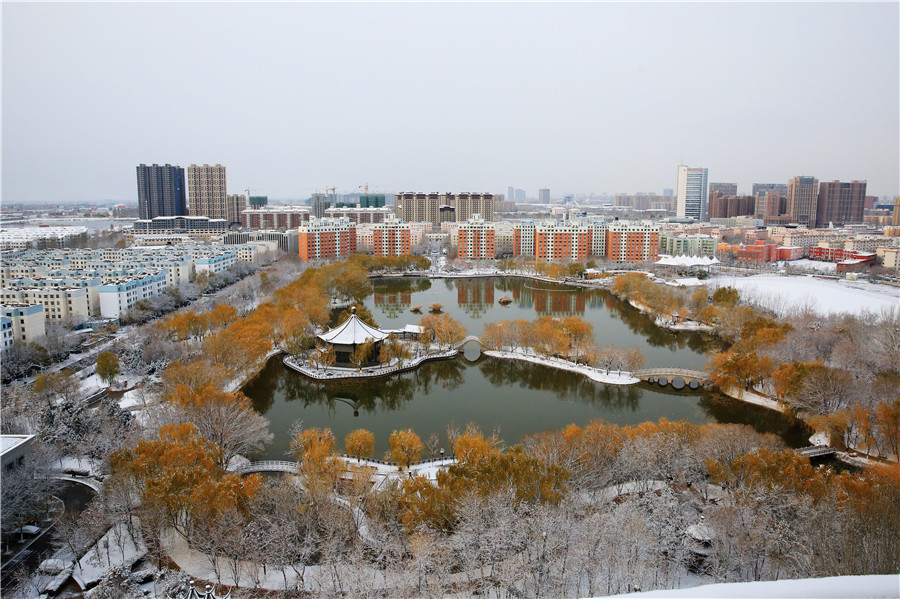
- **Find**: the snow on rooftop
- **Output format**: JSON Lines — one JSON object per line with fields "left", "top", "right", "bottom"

{"left": 318, "top": 313, "right": 389, "bottom": 345}
{"left": 1, "top": 434, "right": 33, "bottom": 455}
{"left": 655, "top": 255, "right": 720, "bottom": 267}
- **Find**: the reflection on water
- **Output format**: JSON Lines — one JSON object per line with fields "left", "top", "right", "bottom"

{"left": 365, "top": 277, "right": 727, "bottom": 371}
{"left": 241, "top": 277, "right": 797, "bottom": 461}
{"left": 244, "top": 355, "right": 808, "bottom": 461}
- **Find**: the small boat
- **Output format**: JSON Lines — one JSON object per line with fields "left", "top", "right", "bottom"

{"left": 410, "top": 305, "right": 422, "bottom": 313}
{"left": 498, "top": 296, "right": 512, "bottom": 305}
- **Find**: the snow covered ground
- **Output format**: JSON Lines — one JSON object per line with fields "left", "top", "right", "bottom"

{"left": 599, "top": 574, "right": 900, "bottom": 598}
{"left": 711, "top": 274, "right": 899, "bottom": 316}
{"left": 483, "top": 349, "right": 640, "bottom": 385}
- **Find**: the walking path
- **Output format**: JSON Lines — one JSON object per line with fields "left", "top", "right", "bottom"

{"left": 483, "top": 348, "right": 640, "bottom": 385}
{"left": 283, "top": 350, "right": 458, "bottom": 381}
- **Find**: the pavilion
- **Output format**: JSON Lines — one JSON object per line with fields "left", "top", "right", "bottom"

{"left": 317, "top": 308, "right": 390, "bottom": 366}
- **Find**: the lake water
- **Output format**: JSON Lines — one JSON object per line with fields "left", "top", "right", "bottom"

{"left": 244, "top": 277, "right": 808, "bottom": 460}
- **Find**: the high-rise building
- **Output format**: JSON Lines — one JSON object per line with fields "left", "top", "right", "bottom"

{"left": 709, "top": 182, "right": 738, "bottom": 197}
{"left": 515, "top": 188, "right": 527, "bottom": 201}
{"left": 455, "top": 193, "right": 495, "bottom": 223}
{"left": 395, "top": 192, "right": 495, "bottom": 231}
{"left": 709, "top": 193, "right": 756, "bottom": 219}
{"left": 248, "top": 196, "right": 268, "bottom": 208}
{"left": 787, "top": 176, "right": 819, "bottom": 228}
{"left": 297, "top": 217, "right": 356, "bottom": 262}
{"left": 606, "top": 221, "right": 661, "bottom": 263}
{"left": 675, "top": 165, "right": 708, "bottom": 220}
{"left": 225, "top": 194, "right": 246, "bottom": 225}
{"left": 136, "top": 164, "right": 186, "bottom": 220}
{"left": 311, "top": 193, "right": 329, "bottom": 219}
{"left": 534, "top": 220, "right": 592, "bottom": 261}
{"left": 893, "top": 197, "right": 900, "bottom": 226}
{"left": 187, "top": 164, "right": 227, "bottom": 220}
{"left": 815, "top": 180, "right": 867, "bottom": 228}
{"left": 752, "top": 183, "right": 788, "bottom": 197}
{"left": 755, "top": 190, "right": 783, "bottom": 220}
{"left": 358, "top": 194, "right": 386, "bottom": 208}
{"left": 663, "top": 188, "right": 674, "bottom": 197}
{"left": 457, "top": 214, "right": 496, "bottom": 260}
{"left": 373, "top": 215, "right": 411, "bottom": 256}
{"left": 241, "top": 205, "right": 310, "bottom": 230}
{"left": 538, "top": 188, "right": 551, "bottom": 203}
{"left": 507, "top": 186, "right": 515, "bottom": 203}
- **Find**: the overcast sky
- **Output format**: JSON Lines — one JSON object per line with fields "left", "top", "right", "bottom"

{"left": 2, "top": 2, "right": 898, "bottom": 204}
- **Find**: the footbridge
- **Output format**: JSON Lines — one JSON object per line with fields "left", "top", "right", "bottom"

{"left": 452, "top": 335, "right": 485, "bottom": 350}
{"left": 796, "top": 446, "right": 837, "bottom": 459}
{"left": 237, "top": 461, "right": 299, "bottom": 475}
{"left": 633, "top": 368, "right": 709, "bottom": 389}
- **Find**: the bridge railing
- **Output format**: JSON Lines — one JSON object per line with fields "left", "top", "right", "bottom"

{"left": 633, "top": 368, "right": 709, "bottom": 380}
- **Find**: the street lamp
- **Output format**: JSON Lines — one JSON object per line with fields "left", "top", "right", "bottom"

{"left": 440, "top": 448, "right": 445, "bottom": 461}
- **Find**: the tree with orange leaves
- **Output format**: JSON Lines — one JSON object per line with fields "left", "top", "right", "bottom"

{"left": 345, "top": 429, "right": 375, "bottom": 463}
{"left": 167, "top": 383, "right": 272, "bottom": 469}
{"left": 207, "top": 304, "right": 238, "bottom": 329}
{"left": 110, "top": 423, "right": 262, "bottom": 537}
{"left": 452, "top": 423, "right": 501, "bottom": 465}
{"left": 292, "top": 427, "right": 341, "bottom": 499}
{"left": 390, "top": 428, "right": 424, "bottom": 470}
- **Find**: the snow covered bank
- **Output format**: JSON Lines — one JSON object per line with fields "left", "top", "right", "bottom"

{"left": 711, "top": 274, "right": 899, "bottom": 317}
{"left": 599, "top": 574, "right": 900, "bottom": 598}
{"left": 283, "top": 350, "right": 458, "bottom": 381}
{"left": 483, "top": 349, "right": 640, "bottom": 385}
{"left": 719, "top": 385, "right": 785, "bottom": 412}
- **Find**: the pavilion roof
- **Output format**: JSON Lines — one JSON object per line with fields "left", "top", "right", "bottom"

{"left": 318, "top": 313, "right": 389, "bottom": 345}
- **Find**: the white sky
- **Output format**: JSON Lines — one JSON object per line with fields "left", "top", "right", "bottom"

{"left": 2, "top": 2, "right": 898, "bottom": 203}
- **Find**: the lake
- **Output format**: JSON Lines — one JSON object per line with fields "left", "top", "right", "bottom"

{"left": 244, "top": 277, "right": 808, "bottom": 459}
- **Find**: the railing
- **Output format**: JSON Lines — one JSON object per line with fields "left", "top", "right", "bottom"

{"left": 633, "top": 368, "right": 709, "bottom": 381}
{"left": 283, "top": 350, "right": 459, "bottom": 381}
{"left": 238, "top": 456, "right": 457, "bottom": 474}
{"left": 797, "top": 446, "right": 837, "bottom": 458}
{"left": 237, "top": 461, "right": 299, "bottom": 474}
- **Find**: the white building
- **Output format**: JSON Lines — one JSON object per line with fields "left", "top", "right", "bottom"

{"left": 355, "top": 223, "right": 376, "bottom": 253}
{"left": 659, "top": 233, "right": 718, "bottom": 257}
{"left": 98, "top": 271, "right": 167, "bottom": 319}
{"left": 1, "top": 316, "right": 14, "bottom": 356}
{"left": 1, "top": 303, "right": 46, "bottom": 344}
{"left": 0, "top": 287, "right": 90, "bottom": 324}
{"left": 676, "top": 165, "right": 709, "bottom": 220}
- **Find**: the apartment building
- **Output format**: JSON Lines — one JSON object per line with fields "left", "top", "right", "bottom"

{"left": 241, "top": 205, "right": 310, "bottom": 230}
{"left": 298, "top": 217, "right": 356, "bottom": 261}
{"left": 606, "top": 221, "right": 661, "bottom": 263}
{"left": 188, "top": 164, "right": 228, "bottom": 220}
{"left": 0, "top": 287, "right": 89, "bottom": 323}
{"left": 226, "top": 194, "right": 247, "bottom": 225}
{"left": 395, "top": 192, "right": 495, "bottom": 231}
{"left": 1, "top": 316, "right": 13, "bottom": 356}
{"left": 373, "top": 216, "right": 411, "bottom": 257}
{"left": 3, "top": 276, "right": 102, "bottom": 316}
{"left": 815, "top": 180, "right": 867, "bottom": 228}
{"left": 98, "top": 271, "right": 168, "bottom": 319}
{"left": 1, "top": 303, "right": 46, "bottom": 344}
{"left": 787, "top": 176, "right": 819, "bottom": 228}
{"left": 659, "top": 233, "right": 717, "bottom": 257}
{"left": 325, "top": 206, "right": 392, "bottom": 225}
{"left": 457, "top": 214, "right": 496, "bottom": 260}
{"left": 534, "top": 221, "right": 593, "bottom": 262}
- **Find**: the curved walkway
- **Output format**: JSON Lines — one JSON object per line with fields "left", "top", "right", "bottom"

{"left": 483, "top": 348, "right": 640, "bottom": 385}
{"left": 283, "top": 350, "right": 458, "bottom": 381}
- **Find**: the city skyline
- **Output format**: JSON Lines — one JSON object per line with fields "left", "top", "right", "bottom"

{"left": 2, "top": 2, "right": 898, "bottom": 203}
